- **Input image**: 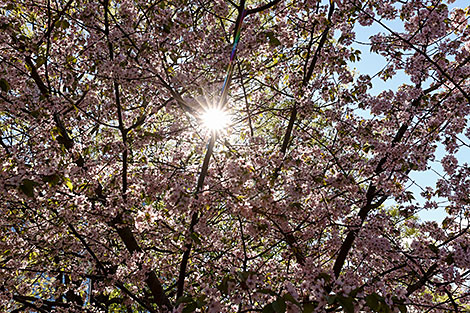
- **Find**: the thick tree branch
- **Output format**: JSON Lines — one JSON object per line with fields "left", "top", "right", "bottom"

{"left": 114, "top": 223, "right": 172, "bottom": 310}
{"left": 444, "top": 288, "right": 460, "bottom": 312}
{"left": 406, "top": 263, "right": 438, "bottom": 296}
{"left": 176, "top": 211, "right": 200, "bottom": 299}
{"left": 13, "top": 295, "right": 65, "bottom": 312}
{"left": 331, "top": 91, "right": 438, "bottom": 278}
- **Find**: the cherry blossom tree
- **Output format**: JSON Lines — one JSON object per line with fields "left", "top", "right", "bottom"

{"left": 1, "top": 0, "right": 469, "bottom": 312}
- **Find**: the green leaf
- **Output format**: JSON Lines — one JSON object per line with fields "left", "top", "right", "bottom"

{"left": 42, "top": 174, "right": 62, "bottom": 186}
{"left": 365, "top": 293, "right": 391, "bottom": 312}
{"left": 366, "top": 293, "right": 380, "bottom": 311}
{"left": 64, "top": 178, "right": 73, "bottom": 191}
{"left": 445, "top": 253, "right": 454, "bottom": 265}
{"left": 272, "top": 298, "right": 286, "bottom": 313}
{"left": 266, "top": 31, "right": 281, "bottom": 47}
{"left": 302, "top": 303, "right": 315, "bottom": 313}
{"left": 0, "top": 78, "right": 10, "bottom": 92}
{"left": 19, "top": 179, "right": 38, "bottom": 197}
{"left": 66, "top": 55, "right": 77, "bottom": 64}
{"left": 326, "top": 295, "right": 336, "bottom": 305}
{"left": 442, "top": 217, "right": 451, "bottom": 229}
{"left": 316, "top": 272, "right": 331, "bottom": 282}
{"left": 337, "top": 296, "right": 354, "bottom": 313}
{"left": 195, "top": 295, "right": 206, "bottom": 308}
{"left": 398, "top": 303, "right": 407, "bottom": 313}
{"left": 392, "top": 297, "right": 407, "bottom": 313}
{"left": 258, "top": 289, "right": 278, "bottom": 296}
{"left": 363, "top": 143, "right": 374, "bottom": 153}
{"left": 163, "top": 21, "right": 173, "bottom": 33}
{"left": 55, "top": 19, "right": 69, "bottom": 29}
{"left": 103, "top": 144, "right": 111, "bottom": 153}
{"left": 217, "top": 275, "right": 231, "bottom": 295}
{"left": 283, "top": 293, "right": 299, "bottom": 305}
{"left": 182, "top": 301, "right": 197, "bottom": 313}
{"left": 349, "top": 287, "right": 361, "bottom": 298}
{"left": 36, "top": 56, "right": 46, "bottom": 67}
{"left": 190, "top": 232, "right": 201, "bottom": 245}
{"left": 30, "top": 110, "right": 40, "bottom": 118}
{"left": 262, "top": 303, "right": 276, "bottom": 313}
{"left": 175, "top": 296, "right": 193, "bottom": 305}
{"left": 380, "top": 302, "right": 392, "bottom": 313}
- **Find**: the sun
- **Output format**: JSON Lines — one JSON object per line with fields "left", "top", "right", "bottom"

{"left": 200, "top": 107, "right": 231, "bottom": 131}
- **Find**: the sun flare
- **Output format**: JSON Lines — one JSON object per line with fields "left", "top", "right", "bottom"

{"left": 201, "top": 107, "right": 231, "bottom": 131}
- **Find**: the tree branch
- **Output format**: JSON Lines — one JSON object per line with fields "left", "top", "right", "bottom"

{"left": 246, "top": 0, "right": 282, "bottom": 15}
{"left": 406, "top": 263, "right": 438, "bottom": 296}
{"left": 114, "top": 223, "right": 172, "bottom": 310}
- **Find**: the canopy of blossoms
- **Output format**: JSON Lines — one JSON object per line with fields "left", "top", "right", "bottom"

{"left": 0, "top": 0, "right": 469, "bottom": 312}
